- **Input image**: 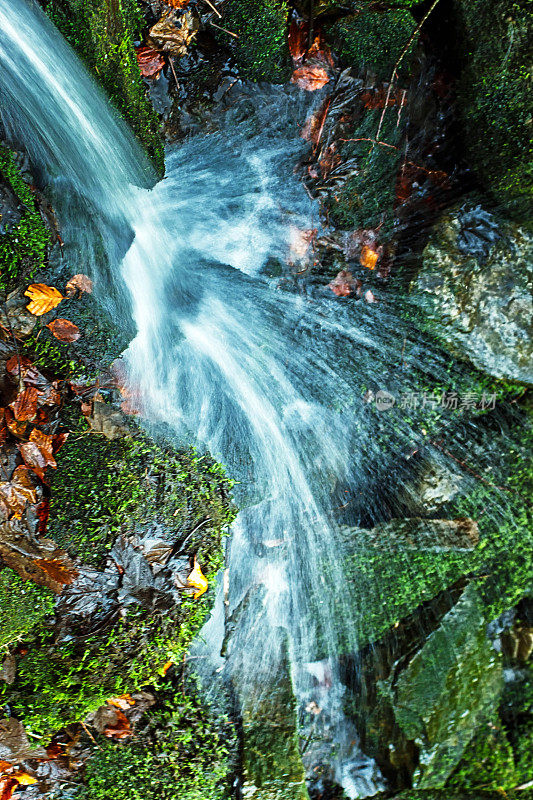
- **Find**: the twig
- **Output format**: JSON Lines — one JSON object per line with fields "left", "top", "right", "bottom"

{"left": 80, "top": 721, "right": 103, "bottom": 749}
{"left": 209, "top": 20, "right": 239, "bottom": 38}
{"left": 375, "top": 0, "right": 441, "bottom": 143}
{"left": 202, "top": 0, "right": 221, "bottom": 17}
{"left": 168, "top": 56, "right": 179, "bottom": 90}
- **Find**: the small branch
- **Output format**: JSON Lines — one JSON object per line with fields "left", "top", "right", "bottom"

{"left": 209, "top": 20, "right": 239, "bottom": 38}
{"left": 375, "top": 0, "right": 441, "bottom": 143}
{"left": 202, "top": 0, "right": 222, "bottom": 18}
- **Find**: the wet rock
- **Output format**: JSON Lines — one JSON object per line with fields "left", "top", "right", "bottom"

{"left": 0, "top": 718, "right": 47, "bottom": 762}
{"left": 402, "top": 461, "right": 465, "bottom": 513}
{"left": 411, "top": 201, "right": 533, "bottom": 383}
{"left": 382, "top": 584, "right": 503, "bottom": 789}
{"left": 87, "top": 400, "right": 129, "bottom": 439}
{"left": 0, "top": 289, "right": 38, "bottom": 337}
{"left": 344, "top": 517, "right": 479, "bottom": 551}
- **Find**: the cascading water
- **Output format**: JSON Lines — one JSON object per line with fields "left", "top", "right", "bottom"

{"left": 0, "top": 2, "right": 486, "bottom": 795}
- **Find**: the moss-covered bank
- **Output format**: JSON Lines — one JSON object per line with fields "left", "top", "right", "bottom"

{"left": 44, "top": 0, "right": 164, "bottom": 173}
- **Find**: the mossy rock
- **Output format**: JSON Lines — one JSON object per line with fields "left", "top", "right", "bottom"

{"left": 81, "top": 677, "right": 235, "bottom": 800}
{"left": 453, "top": 0, "right": 532, "bottom": 216}
{"left": 325, "top": 8, "right": 417, "bottom": 78}
{"left": 0, "top": 144, "right": 51, "bottom": 295}
{"left": 445, "top": 716, "right": 517, "bottom": 793}
{"left": 0, "top": 572, "right": 54, "bottom": 649}
{"left": 217, "top": 0, "right": 292, "bottom": 83}
{"left": 48, "top": 413, "right": 236, "bottom": 567}
{"left": 382, "top": 584, "right": 503, "bottom": 788}
{"left": 45, "top": 0, "right": 163, "bottom": 173}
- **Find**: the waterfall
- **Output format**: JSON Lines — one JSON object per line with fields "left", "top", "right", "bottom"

{"left": 0, "top": 1, "right": 462, "bottom": 795}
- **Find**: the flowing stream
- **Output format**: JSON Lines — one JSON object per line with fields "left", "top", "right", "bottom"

{"left": 0, "top": 2, "right": 471, "bottom": 795}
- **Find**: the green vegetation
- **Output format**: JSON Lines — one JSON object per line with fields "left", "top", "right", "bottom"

{"left": 0, "top": 572, "right": 54, "bottom": 649}
{"left": 81, "top": 677, "right": 235, "bottom": 800}
{"left": 326, "top": 8, "right": 417, "bottom": 78}
{"left": 0, "top": 415, "right": 236, "bottom": 738}
{"left": 346, "top": 408, "right": 532, "bottom": 648}
{"left": 45, "top": 0, "right": 163, "bottom": 173}
{"left": 0, "top": 144, "right": 51, "bottom": 294}
{"left": 453, "top": 0, "right": 532, "bottom": 215}
{"left": 218, "top": 0, "right": 291, "bottom": 83}
{"left": 48, "top": 413, "right": 236, "bottom": 567}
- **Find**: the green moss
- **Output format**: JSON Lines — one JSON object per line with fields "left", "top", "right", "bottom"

{"left": 0, "top": 572, "right": 55, "bottom": 649}
{"left": 346, "top": 409, "right": 532, "bottom": 648}
{"left": 48, "top": 413, "right": 236, "bottom": 567}
{"left": 0, "top": 144, "right": 51, "bottom": 294}
{"left": 218, "top": 0, "right": 291, "bottom": 83}
{"left": 81, "top": 677, "right": 234, "bottom": 800}
{"left": 45, "top": 0, "right": 163, "bottom": 173}
{"left": 325, "top": 110, "right": 403, "bottom": 233}
{"left": 326, "top": 9, "right": 417, "bottom": 78}
{"left": 454, "top": 0, "right": 532, "bottom": 214}
{"left": 446, "top": 717, "right": 517, "bottom": 793}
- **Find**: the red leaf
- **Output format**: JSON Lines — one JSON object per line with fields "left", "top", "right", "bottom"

{"left": 135, "top": 45, "right": 165, "bottom": 78}
{"left": 46, "top": 319, "right": 81, "bottom": 342}
{"left": 288, "top": 17, "right": 309, "bottom": 61}
{"left": 37, "top": 498, "right": 50, "bottom": 535}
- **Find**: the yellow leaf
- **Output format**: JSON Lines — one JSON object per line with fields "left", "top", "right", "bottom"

{"left": 25, "top": 284, "right": 63, "bottom": 316}
{"left": 187, "top": 558, "right": 208, "bottom": 599}
{"left": 360, "top": 245, "right": 379, "bottom": 271}
{"left": 14, "top": 773, "right": 37, "bottom": 786}
{"left": 161, "top": 660, "right": 173, "bottom": 675}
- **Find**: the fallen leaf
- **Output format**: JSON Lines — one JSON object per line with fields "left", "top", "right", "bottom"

{"left": 65, "top": 274, "right": 93, "bottom": 297}
{"left": 19, "top": 429, "right": 57, "bottom": 473}
{"left": 148, "top": 9, "right": 198, "bottom": 57}
{"left": 12, "top": 773, "right": 37, "bottom": 786}
{"left": 0, "top": 776, "right": 18, "bottom": 800}
{"left": 107, "top": 695, "right": 135, "bottom": 711}
{"left": 5, "top": 356, "right": 49, "bottom": 391}
{"left": 288, "top": 16, "right": 309, "bottom": 61}
{"left": 187, "top": 557, "right": 208, "bottom": 599}
{"left": 24, "top": 284, "right": 63, "bottom": 316}
{"left": 135, "top": 45, "right": 165, "bottom": 78}
{"left": 0, "top": 521, "right": 78, "bottom": 592}
{"left": 164, "top": 0, "right": 191, "bottom": 6}
{"left": 327, "top": 270, "right": 360, "bottom": 297}
{"left": 364, "top": 289, "right": 378, "bottom": 303}
{"left": 10, "top": 386, "right": 38, "bottom": 422}
{"left": 360, "top": 245, "right": 379, "bottom": 271}
{"left": 291, "top": 64, "right": 330, "bottom": 91}
{"left": 161, "top": 660, "right": 173, "bottom": 675}
{"left": 103, "top": 709, "right": 132, "bottom": 740}
{"left": 46, "top": 319, "right": 81, "bottom": 342}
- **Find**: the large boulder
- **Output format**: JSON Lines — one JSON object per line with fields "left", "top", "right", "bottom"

{"left": 381, "top": 584, "right": 503, "bottom": 788}
{"left": 410, "top": 201, "right": 533, "bottom": 384}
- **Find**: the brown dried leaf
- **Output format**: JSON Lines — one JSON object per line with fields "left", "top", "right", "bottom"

{"left": 65, "top": 273, "right": 93, "bottom": 297}
{"left": 46, "top": 319, "right": 81, "bottom": 342}
{"left": 0, "top": 521, "right": 78, "bottom": 592}
{"left": 24, "top": 284, "right": 63, "bottom": 316}
{"left": 103, "top": 709, "right": 133, "bottom": 740}
{"left": 291, "top": 64, "right": 330, "bottom": 91}
{"left": 148, "top": 9, "right": 198, "bottom": 57}
{"left": 10, "top": 386, "right": 38, "bottom": 422}
{"left": 327, "top": 270, "right": 359, "bottom": 297}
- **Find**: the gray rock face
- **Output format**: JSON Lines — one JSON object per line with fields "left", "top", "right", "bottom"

{"left": 411, "top": 201, "right": 533, "bottom": 384}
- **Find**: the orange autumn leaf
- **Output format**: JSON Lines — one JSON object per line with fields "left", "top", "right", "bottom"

{"left": 107, "top": 694, "right": 135, "bottom": 710}
{"left": 291, "top": 64, "right": 329, "bottom": 91}
{"left": 187, "top": 557, "right": 208, "bottom": 599}
{"left": 104, "top": 709, "right": 132, "bottom": 740}
{"left": 19, "top": 428, "right": 57, "bottom": 473}
{"left": 46, "top": 319, "right": 81, "bottom": 342}
{"left": 161, "top": 660, "right": 173, "bottom": 675}
{"left": 360, "top": 245, "right": 379, "bottom": 271}
{"left": 24, "top": 284, "right": 63, "bottom": 316}
{"left": 65, "top": 273, "right": 93, "bottom": 296}
{"left": 32, "top": 556, "right": 77, "bottom": 588}
{"left": 0, "top": 777, "right": 18, "bottom": 800}
{"left": 164, "top": 0, "right": 191, "bottom": 7}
